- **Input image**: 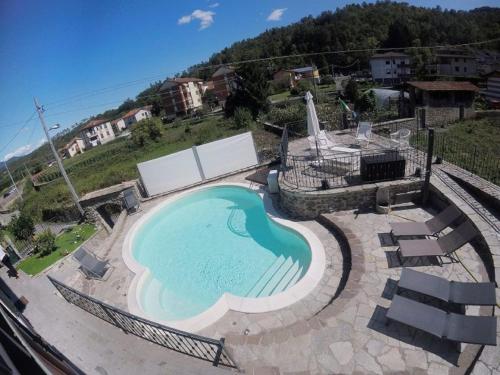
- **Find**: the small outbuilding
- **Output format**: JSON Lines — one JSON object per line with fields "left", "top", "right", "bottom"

{"left": 407, "top": 81, "right": 479, "bottom": 126}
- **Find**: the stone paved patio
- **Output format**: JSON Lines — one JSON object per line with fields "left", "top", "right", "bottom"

{"left": 7, "top": 165, "right": 498, "bottom": 374}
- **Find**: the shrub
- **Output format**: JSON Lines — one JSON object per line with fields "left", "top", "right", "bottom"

{"left": 296, "top": 79, "right": 313, "bottom": 95}
{"left": 130, "top": 118, "right": 163, "bottom": 147}
{"left": 8, "top": 213, "right": 35, "bottom": 241}
{"left": 33, "top": 230, "right": 56, "bottom": 256}
{"left": 233, "top": 107, "right": 253, "bottom": 129}
{"left": 266, "top": 102, "right": 307, "bottom": 133}
{"left": 320, "top": 74, "right": 335, "bottom": 85}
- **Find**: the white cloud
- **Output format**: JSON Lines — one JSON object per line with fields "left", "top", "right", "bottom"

{"left": 267, "top": 8, "right": 287, "bottom": 21}
{"left": 4, "top": 138, "right": 46, "bottom": 162}
{"left": 178, "top": 9, "right": 215, "bottom": 30}
{"left": 208, "top": 2, "right": 219, "bottom": 8}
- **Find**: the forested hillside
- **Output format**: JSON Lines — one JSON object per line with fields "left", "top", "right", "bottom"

{"left": 187, "top": 3, "right": 500, "bottom": 79}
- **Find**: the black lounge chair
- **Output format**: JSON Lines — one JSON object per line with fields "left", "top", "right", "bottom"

{"left": 390, "top": 205, "right": 462, "bottom": 238}
{"left": 123, "top": 189, "right": 140, "bottom": 214}
{"left": 73, "top": 247, "right": 109, "bottom": 279}
{"left": 398, "top": 268, "right": 497, "bottom": 306}
{"left": 397, "top": 220, "right": 478, "bottom": 264}
{"left": 386, "top": 295, "right": 497, "bottom": 346}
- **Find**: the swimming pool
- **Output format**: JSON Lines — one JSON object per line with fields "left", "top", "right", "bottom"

{"left": 124, "top": 184, "right": 325, "bottom": 331}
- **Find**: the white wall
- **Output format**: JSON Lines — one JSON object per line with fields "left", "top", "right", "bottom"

{"left": 138, "top": 132, "right": 259, "bottom": 197}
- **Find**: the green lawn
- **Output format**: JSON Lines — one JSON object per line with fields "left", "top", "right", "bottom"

{"left": 269, "top": 91, "right": 294, "bottom": 102}
{"left": 16, "top": 223, "right": 97, "bottom": 276}
{"left": 20, "top": 116, "right": 280, "bottom": 220}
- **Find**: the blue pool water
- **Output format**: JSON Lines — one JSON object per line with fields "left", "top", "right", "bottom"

{"left": 132, "top": 185, "right": 312, "bottom": 321}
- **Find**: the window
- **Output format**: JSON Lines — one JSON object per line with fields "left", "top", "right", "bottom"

{"left": 386, "top": 60, "right": 390, "bottom": 65}
{"left": 454, "top": 58, "right": 459, "bottom": 62}
{"left": 463, "top": 58, "right": 466, "bottom": 63}
{"left": 106, "top": 131, "right": 110, "bottom": 136}
{"left": 392, "top": 59, "right": 395, "bottom": 64}
{"left": 464, "top": 67, "right": 467, "bottom": 73}
{"left": 455, "top": 66, "right": 459, "bottom": 72}
{"left": 386, "top": 68, "right": 391, "bottom": 74}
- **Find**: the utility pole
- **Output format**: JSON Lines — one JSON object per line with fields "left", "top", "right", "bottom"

{"left": 4, "top": 161, "right": 22, "bottom": 201}
{"left": 34, "top": 98, "right": 84, "bottom": 217}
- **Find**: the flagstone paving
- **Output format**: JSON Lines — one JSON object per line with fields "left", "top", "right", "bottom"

{"left": 14, "top": 168, "right": 498, "bottom": 374}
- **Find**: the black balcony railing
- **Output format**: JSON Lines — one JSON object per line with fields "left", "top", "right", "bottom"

{"left": 47, "top": 276, "right": 237, "bottom": 369}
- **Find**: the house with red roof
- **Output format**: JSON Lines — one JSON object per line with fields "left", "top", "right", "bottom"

{"left": 407, "top": 81, "right": 479, "bottom": 125}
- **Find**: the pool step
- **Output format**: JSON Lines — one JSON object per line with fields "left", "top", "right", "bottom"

{"left": 260, "top": 257, "right": 299, "bottom": 297}
{"left": 246, "top": 255, "right": 301, "bottom": 298}
{"left": 142, "top": 278, "right": 164, "bottom": 314}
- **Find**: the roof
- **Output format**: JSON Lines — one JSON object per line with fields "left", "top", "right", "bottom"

{"left": 63, "top": 137, "right": 82, "bottom": 150}
{"left": 82, "top": 119, "right": 110, "bottom": 130}
{"left": 407, "top": 81, "right": 479, "bottom": 92}
{"left": 291, "top": 66, "right": 317, "bottom": 74}
{"left": 371, "top": 52, "right": 409, "bottom": 59}
{"left": 212, "top": 66, "right": 235, "bottom": 77}
{"left": 160, "top": 77, "right": 203, "bottom": 91}
{"left": 112, "top": 106, "right": 152, "bottom": 122}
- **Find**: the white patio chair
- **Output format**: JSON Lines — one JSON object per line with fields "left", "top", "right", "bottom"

{"left": 390, "top": 128, "right": 411, "bottom": 149}
{"left": 355, "top": 122, "right": 373, "bottom": 147}
{"left": 308, "top": 130, "right": 359, "bottom": 154}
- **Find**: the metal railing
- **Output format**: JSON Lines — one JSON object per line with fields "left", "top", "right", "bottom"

{"left": 282, "top": 148, "right": 425, "bottom": 190}
{"left": 432, "top": 133, "right": 500, "bottom": 185}
{"left": 47, "top": 276, "right": 237, "bottom": 369}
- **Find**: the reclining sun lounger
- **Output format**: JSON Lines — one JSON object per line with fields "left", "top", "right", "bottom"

{"left": 390, "top": 205, "right": 462, "bottom": 238}
{"left": 73, "top": 247, "right": 109, "bottom": 279}
{"left": 386, "top": 295, "right": 497, "bottom": 346}
{"left": 398, "top": 268, "right": 496, "bottom": 306}
{"left": 397, "top": 220, "right": 478, "bottom": 264}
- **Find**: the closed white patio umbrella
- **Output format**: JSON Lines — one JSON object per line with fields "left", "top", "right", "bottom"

{"left": 305, "top": 91, "right": 320, "bottom": 137}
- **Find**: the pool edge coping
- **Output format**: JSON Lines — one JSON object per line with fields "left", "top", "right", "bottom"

{"left": 122, "top": 182, "right": 326, "bottom": 333}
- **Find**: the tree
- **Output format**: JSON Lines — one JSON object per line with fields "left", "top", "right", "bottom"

{"left": 225, "top": 63, "right": 270, "bottom": 118}
{"left": 130, "top": 118, "right": 163, "bottom": 147}
{"left": 8, "top": 213, "right": 35, "bottom": 241}
{"left": 383, "top": 20, "right": 413, "bottom": 48}
{"left": 33, "top": 230, "right": 56, "bottom": 256}
{"left": 344, "top": 79, "right": 359, "bottom": 103}
{"left": 355, "top": 91, "right": 376, "bottom": 113}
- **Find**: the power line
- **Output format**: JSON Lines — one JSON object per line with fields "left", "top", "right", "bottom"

{"left": 0, "top": 111, "right": 37, "bottom": 159}
{"left": 29, "top": 36, "right": 500, "bottom": 113}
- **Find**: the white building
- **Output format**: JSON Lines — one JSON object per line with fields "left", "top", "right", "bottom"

{"left": 121, "top": 106, "right": 152, "bottom": 128}
{"left": 370, "top": 52, "right": 412, "bottom": 85}
{"left": 81, "top": 119, "right": 115, "bottom": 148}
{"left": 427, "top": 50, "right": 477, "bottom": 77}
{"left": 482, "top": 70, "right": 500, "bottom": 106}
{"left": 61, "top": 137, "right": 85, "bottom": 158}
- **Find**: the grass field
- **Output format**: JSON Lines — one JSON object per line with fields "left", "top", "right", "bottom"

{"left": 20, "top": 115, "right": 280, "bottom": 220}
{"left": 16, "top": 223, "right": 97, "bottom": 276}
{"left": 408, "top": 118, "right": 500, "bottom": 184}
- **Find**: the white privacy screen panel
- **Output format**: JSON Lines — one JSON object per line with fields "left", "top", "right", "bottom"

{"left": 138, "top": 148, "right": 202, "bottom": 196}
{"left": 196, "top": 132, "right": 258, "bottom": 180}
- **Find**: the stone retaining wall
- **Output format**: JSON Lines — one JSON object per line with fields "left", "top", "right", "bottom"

{"left": 421, "top": 106, "right": 475, "bottom": 126}
{"left": 279, "top": 179, "right": 423, "bottom": 219}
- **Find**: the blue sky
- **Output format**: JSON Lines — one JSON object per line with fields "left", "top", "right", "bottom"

{"left": 0, "top": 0, "right": 497, "bottom": 161}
